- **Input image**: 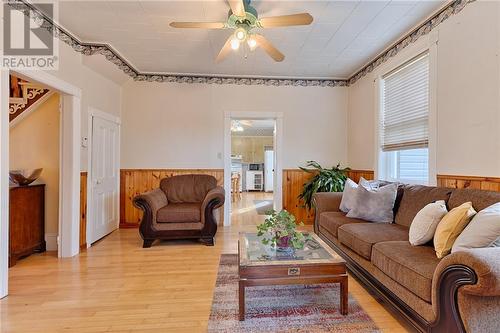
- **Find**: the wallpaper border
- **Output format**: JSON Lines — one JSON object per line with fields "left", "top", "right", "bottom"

{"left": 8, "top": 0, "right": 474, "bottom": 87}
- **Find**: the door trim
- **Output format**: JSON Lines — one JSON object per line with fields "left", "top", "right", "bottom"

{"left": 86, "top": 107, "right": 121, "bottom": 246}
{"left": 0, "top": 71, "right": 9, "bottom": 299}
{"left": 223, "top": 111, "right": 283, "bottom": 226}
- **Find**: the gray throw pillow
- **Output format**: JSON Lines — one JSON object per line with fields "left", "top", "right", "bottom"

{"left": 346, "top": 183, "right": 398, "bottom": 223}
{"left": 339, "top": 178, "right": 371, "bottom": 213}
{"left": 451, "top": 202, "right": 500, "bottom": 253}
{"left": 339, "top": 178, "right": 358, "bottom": 213}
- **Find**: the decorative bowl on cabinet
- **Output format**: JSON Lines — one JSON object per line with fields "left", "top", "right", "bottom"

{"left": 9, "top": 168, "right": 43, "bottom": 186}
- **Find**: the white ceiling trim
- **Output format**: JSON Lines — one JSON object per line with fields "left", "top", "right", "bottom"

{"left": 10, "top": 0, "right": 474, "bottom": 87}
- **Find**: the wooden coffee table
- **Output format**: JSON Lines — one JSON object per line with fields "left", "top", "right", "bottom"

{"left": 238, "top": 232, "right": 348, "bottom": 321}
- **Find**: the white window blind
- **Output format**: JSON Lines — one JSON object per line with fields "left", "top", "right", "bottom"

{"left": 381, "top": 52, "right": 429, "bottom": 152}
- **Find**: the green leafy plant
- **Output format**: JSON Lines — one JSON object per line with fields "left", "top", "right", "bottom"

{"left": 256, "top": 209, "right": 309, "bottom": 250}
{"left": 298, "top": 161, "right": 350, "bottom": 211}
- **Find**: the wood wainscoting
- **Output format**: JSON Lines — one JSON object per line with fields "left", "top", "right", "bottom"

{"left": 347, "top": 170, "right": 375, "bottom": 183}
{"left": 118, "top": 168, "right": 376, "bottom": 228}
{"left": 437, "top": 174, "right": 500, "bottom": 192}
{"left": 282, "top": 169, "right": 316, "bottom": 224}
{"left": 120, "top": 169, "right": 224, "bottom": 228}
{"left": 80, "top": 172, "right": 87, "bottom": 249}
{"left": 282, "top": 169, "right": 375, "bottom": 225}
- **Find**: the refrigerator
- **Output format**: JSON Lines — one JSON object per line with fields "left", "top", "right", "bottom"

{"left": 264, "top": 150, "right": 274, "bottom": 192}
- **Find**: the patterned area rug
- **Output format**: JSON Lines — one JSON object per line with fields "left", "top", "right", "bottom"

{"left": 208, "top": 254, "right": 380, "bottom": 333}
{"left": 253, "top": 200, "right": 273, "bottom": 215}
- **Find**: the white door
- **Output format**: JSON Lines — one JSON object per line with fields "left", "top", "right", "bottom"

{"left": 90, "top": 116, "right": 119, "bottom": 244}
{"left": 264, "top": 150, "right": 274, "bottom": 192}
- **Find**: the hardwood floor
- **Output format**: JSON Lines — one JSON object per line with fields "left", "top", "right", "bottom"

{"left": 1, "top": 192, "right": 410, "bottom": 333}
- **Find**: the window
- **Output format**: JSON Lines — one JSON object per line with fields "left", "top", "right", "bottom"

{"left": 379, "top": 52, "right": 430, "bottom": 184}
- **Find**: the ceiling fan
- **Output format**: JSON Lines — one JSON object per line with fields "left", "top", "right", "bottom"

{"left": 169, "top": 0, "right": 313, "bottom": 63}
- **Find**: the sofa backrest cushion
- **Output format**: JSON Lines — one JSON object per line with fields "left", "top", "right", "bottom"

{"left": 363, "top": 180, "right": 405, "bottom": 218}
{"left": 160, "top": 174, "right": 217, "bottom": 203}
{"left": 395, "top": 185, "right": 452, "bottom": 227}
{"left": 448, "top": 188, "right": 500, "bottom": 211}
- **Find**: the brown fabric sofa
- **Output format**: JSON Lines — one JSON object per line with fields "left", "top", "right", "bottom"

{"left": 313, "top": 185, "right": 500, "bottom": 333}
{"left": 133, "top": 174, "right": 225, "bottom": 248}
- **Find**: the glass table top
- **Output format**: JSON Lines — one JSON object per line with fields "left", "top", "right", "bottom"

{"left": 239, "top": 232, "right": 344, "bottom": 267}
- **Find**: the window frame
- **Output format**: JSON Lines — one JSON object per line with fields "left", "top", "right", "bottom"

{"left": 382, "top": 148, "right": 430, "bottom": 185}
{"left": 373, "top": 35, "right": 438, "bottom": 185}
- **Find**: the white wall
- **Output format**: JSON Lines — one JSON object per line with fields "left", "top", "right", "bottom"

{"left": 35, "top": 41, "right": 124, "bottom": 171}
{"left": 121, "top": 82, "right": 348, "bottom": 170}
{"left": 347, "top": 1, "right": 500, "bottom": 177}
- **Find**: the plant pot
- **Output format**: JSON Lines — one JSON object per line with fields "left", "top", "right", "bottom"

{"left": 276, "top": 235, "right": 291, "bottom": 248}
{"left": 276, "top": 236, "right": 295, "bottom": 254}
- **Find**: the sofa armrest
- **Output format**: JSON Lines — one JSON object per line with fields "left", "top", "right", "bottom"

{"left": 133, "top": 188, "right": 168, "bottom": 223}
{"left": 428, "top": 248, "right": 500, "bottom": 332}
{"left": 432, "top": 248, "right": 500, "bottom": 298}
{"left": 312, "top": 192, "right": 343, "bottom": 233}
{"left": 201, "top": 186, "right": 225, "bottom": 225}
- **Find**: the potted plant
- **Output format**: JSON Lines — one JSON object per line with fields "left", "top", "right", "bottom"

{"left": 298, "top": 161, "right": 350, "bottom": 210}
{"left": 257, "top": 209, "right": 308, "bottom": 251}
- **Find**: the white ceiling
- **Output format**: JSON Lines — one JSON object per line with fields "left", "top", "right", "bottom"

{"left": 50, "top": 0, "right": 446, "bottom": 79}
{"left": 232, "top": 119, "right": 275, "bottom": 136}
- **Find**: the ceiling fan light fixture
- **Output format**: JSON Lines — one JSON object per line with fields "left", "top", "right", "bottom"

{"left": 231, "top": 121, "right": 244, "bottom": 132}
{"left": 247, "top": 36, "right": 257, "bottom": 50}
{"left": 234, "top": 27, "right": 247, "bottom": 41}
{"left": 169, "top": 0, "right": 313, "bottom": 63}
{"left": 230, "top": 38, "right": 240, "bottom": 50}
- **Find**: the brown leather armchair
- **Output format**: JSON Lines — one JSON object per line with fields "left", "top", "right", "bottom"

{"left": 133, "top": 174, "right": 225, "bottom": 248}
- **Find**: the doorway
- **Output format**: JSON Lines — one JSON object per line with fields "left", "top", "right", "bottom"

{"left": 223, "top": 112, "right": 283, "bottom": 226}
{"left": 0, "top": 69, "right": 81, "bottom": 299}
{"left": 9, "top": 76, "right": 60, "bottom": 266}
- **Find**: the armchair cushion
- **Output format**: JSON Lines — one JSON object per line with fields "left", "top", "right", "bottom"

{"left": 157, "top": 203, "right": 201, "bottom": 223}
{"left": 160, "top": 174, "right": 217, "bottom": 203}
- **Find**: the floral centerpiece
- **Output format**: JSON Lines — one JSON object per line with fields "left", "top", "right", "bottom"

{"left": 256, "top": 209, "right": 309, "bottom": 251}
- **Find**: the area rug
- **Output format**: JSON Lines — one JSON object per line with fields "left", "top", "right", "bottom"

{"left": 254, "top": 200, "right": 273, "bottom": 215}
{"left": 208, "top": 254, "right": 380, "bottom": 333}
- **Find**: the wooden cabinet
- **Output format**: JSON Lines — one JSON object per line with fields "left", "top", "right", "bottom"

{"left": 9, "top": 184, "right": 46, "bottom": 267}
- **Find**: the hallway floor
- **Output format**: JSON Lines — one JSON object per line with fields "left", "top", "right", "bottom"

{"left": 1, "top": 194, "right": 409, "bottom": 333}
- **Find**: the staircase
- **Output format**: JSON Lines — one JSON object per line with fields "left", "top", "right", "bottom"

{"left": 9, "top": 75, "right": 52, "bottom": 125}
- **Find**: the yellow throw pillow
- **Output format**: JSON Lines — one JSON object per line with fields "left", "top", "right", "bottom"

{"left": 434, "top": 202, "right": 476, "bottom": 259}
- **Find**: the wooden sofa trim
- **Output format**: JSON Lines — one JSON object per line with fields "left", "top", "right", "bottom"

{"left": 317, "top": 230, "right": 477, "bottom": 333}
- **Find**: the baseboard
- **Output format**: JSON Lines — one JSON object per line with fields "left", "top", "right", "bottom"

{"left": 119, "top": 222, "right": 139, "bottom": 229}
{"left": 45, "top": 233, "right": 58, "bottom": 251}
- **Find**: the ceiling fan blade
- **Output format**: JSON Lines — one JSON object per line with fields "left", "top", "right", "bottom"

{"left": 258, "top": 13, "right": 313, "bottom": 28}
{"left": 215, "top": 35, "right": 234, "bottom": 63}
{"left": 170, "top": 22, "right": 226, "bottom": 29}
{"left": 228, "top": 0, "right": 246, "bottom": 17}
{"left": 254, "top": 34, "right": 285, "bottom": 62}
